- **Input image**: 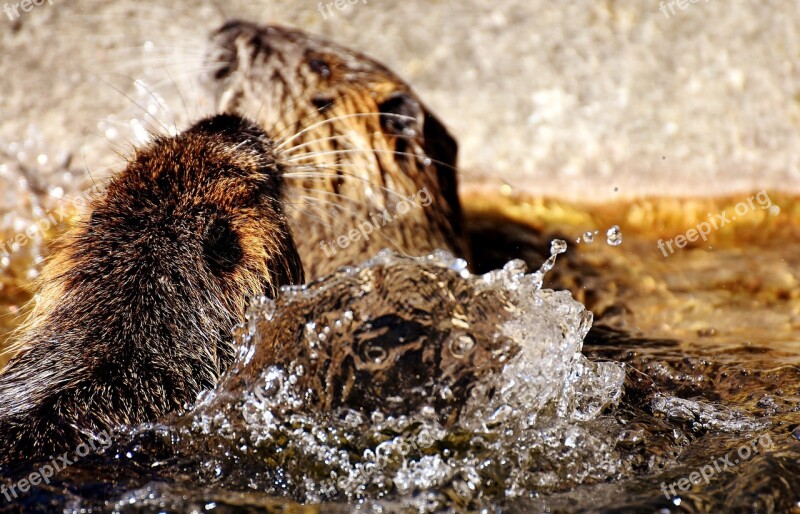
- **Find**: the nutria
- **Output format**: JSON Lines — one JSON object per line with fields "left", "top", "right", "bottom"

{"left": 0, "top": 20, "right": 469, "bottom": 469}
{"left": 0, "top": 113, "right": 303, "bottom": 467}
{"left": 205, "top": 20, "right": 469, "bottom": 279}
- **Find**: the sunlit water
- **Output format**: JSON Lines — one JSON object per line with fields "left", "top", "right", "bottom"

{"left": 0, "top": 75, "right": 799, "bottom": 514}
{"left": 2, "top": 212, "right": 796, "bottom": 512}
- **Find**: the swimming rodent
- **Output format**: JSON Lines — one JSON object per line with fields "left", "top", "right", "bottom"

{"left": 205, "top": 20, "right": 469, "bottom": 279}
{"left": 0, "top": 114, "right": 303, "bottom": 467}
{"left": 0, "top": 20, "right": 468, "bottom": 469}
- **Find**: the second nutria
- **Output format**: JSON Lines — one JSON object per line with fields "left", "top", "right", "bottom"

{"left": 205, "top": 20, "right": 469, "bottom": 279}
{"left": 0, "top": 113, "right": 303, "bottom": 468}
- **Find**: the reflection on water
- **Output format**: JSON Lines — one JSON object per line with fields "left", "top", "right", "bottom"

{"left": 0, "top": 192, "right": 799, "bottom": 512}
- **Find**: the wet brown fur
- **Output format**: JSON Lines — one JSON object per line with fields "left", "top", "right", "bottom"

{"left": 0, "top": 114, "right": 303, "bottom": 467}
{"left": 206, "top": 21, "right": 468, "bottom": 279}
{"left": 0, "top": 21, "right": 467, "bottom": 469}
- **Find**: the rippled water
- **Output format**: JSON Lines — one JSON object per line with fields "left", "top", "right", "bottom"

{"left": 2, "top": 205, "right": 797, "bottom": 513}
{"left": 0, "top": 78, "right": 798, "bottom": 514}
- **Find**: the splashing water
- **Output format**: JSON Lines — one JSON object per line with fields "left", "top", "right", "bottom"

{"left": 606, "top": 225, "right": 622, "bottom": 246}
{"left": 116, "top": 244, "right": 625, "bottom": 511}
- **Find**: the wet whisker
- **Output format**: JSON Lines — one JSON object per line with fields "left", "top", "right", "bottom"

{"left": 275, "top": 113, "right": 416, "bottom": 150}
{"left": 285, "top": 148, "right": 457, "bottom": 173}
{"left": 283, "top": 169, "right": 407, "bottom": 202}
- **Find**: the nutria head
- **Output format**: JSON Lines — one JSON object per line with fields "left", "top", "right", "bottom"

{"left": 204, "top": 20, "right": 468, "bottom": 280}
{"left": 0, "top": 113, "right": 303, "bottom": 468}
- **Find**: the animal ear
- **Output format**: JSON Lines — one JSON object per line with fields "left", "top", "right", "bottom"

{"left": 421, "top": 108, "right": 462, "bottom": 235}
{"left": 207, "top": 19, "right": 255, "bottom": 81}
{"left": 378, "top": 92, "right": 464, "bottom": 241}
{"left": 202, "top": 213, "right": 243, "bottom": 275}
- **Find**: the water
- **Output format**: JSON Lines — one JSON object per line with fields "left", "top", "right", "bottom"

{"left": 0, "top": 192, "right": 797, "bottom": 511}
{"left": 104, "top": 246, "right": 623, "bottom": 510}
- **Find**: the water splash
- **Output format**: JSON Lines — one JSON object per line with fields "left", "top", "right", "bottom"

{"left": 606, "top": 225, "right": 622, "bottom": 246}
{"left": 120, "top": 246, "right": 626, "bottom": 510}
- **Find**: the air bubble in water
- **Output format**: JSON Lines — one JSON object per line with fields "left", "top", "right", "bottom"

{"left": 449, "top": 335, "right": 476, "bottom": 358}
{"left": 364, "top": 344, "right": 388, "bottom": 365}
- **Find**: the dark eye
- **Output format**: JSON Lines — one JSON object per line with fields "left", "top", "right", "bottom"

{"left": 308, "top": 58, "right": 331, "bottom": 78}
{"left": 203, "top": 215, "right": 243, "bottom": 275}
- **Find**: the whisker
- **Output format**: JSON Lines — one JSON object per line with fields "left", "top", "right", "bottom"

{"left": 81, "top": 70, "right": 171, "bottom": 135}
{"left": 283, "top": 201, "right": 339, "bottom": 230}
{"left": 287, "top": 187, "right": 370, "bottom": 207}
{"left": 283, "top": 169, "right": 409, "bottom": 202}
{"left": 284, "top": 148, "right": 457, "bottom": 173}
{"left": 275, "top": 113, "right": 416, "bottom": 150}
{"left": 266, "top": 86, "right": 367, "bottom": 142}
{"left": 291, "top": 194, "right": 357, "bottom": 217}
{"left": 280, "top": 131, "right": 427, "bottom": 157}
{"left": 131, "top": 80, "right": 178, "bottom": 135}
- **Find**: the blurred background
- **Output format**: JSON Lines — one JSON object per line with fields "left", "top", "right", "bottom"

{"left": 1, "top": 0, "right": 798, "bottom": 203}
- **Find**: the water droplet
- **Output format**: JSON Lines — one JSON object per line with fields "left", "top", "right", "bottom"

{"left": 582, "top": 231, "right": 595, "bottom": 244}
{"left": 420, "top": 405, "right": 436, "bottom": 418}
{"left": 770, "top": 205, "right": 780, "bottom": 216}
{"left": 254, "top": 368, "right": 284, "bottom": 402}
{"left": 450, "top": 258, "right": 469, "bottom": 274}
{"left": 551, "top": 239, "right": 567, "bottom": 255}
{"left": 606, "top": 225, "right": 623, "bottom": 246}
{"left": 439, "top": 386, "right": 454, "bottom": 402}
{"left": 342, "top": 310, "right": 354, "bottom": 325}
{"left": 503, "top": 259, "right": 527, "bottom": 274}
{"left": 488, "top": 404, "right": 513, "bottom": 423}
